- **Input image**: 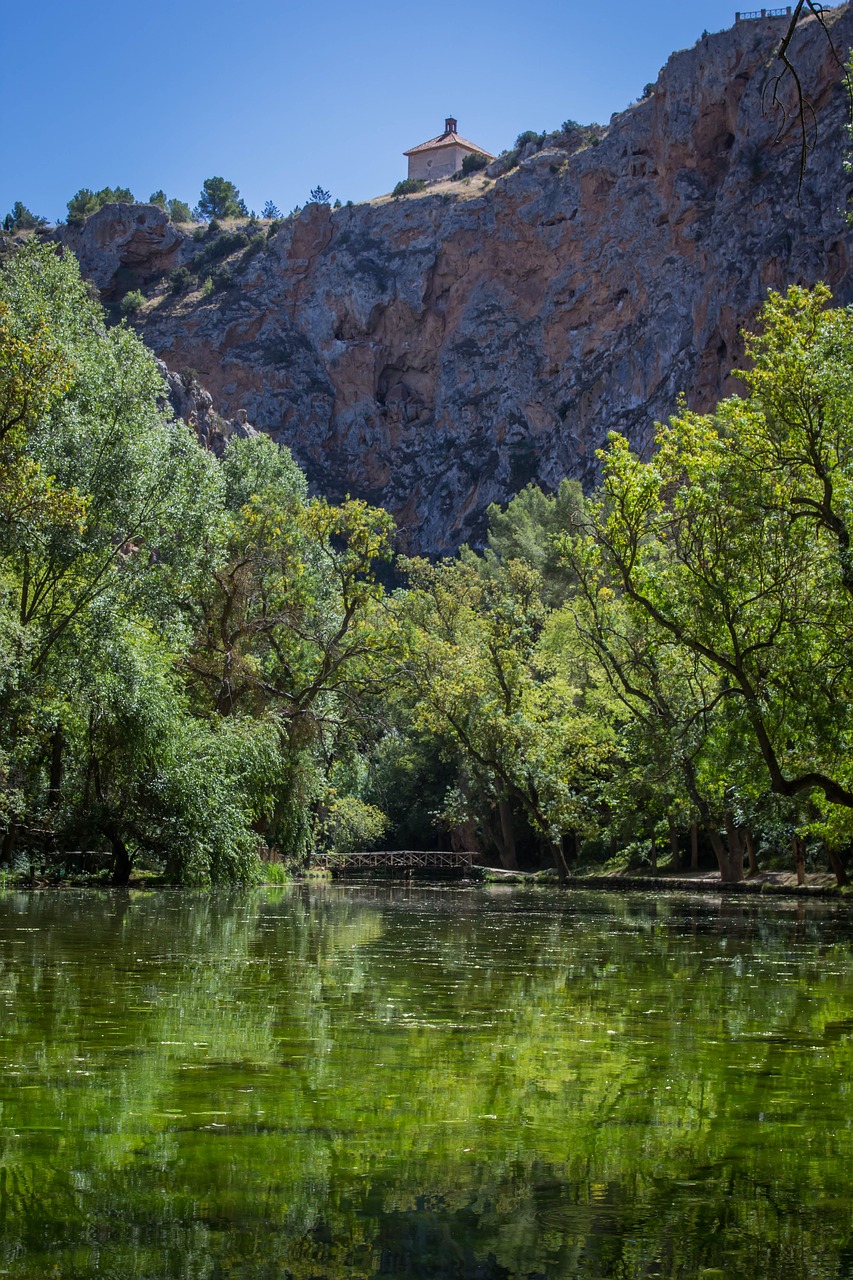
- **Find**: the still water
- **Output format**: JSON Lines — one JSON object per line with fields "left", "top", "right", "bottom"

{"left": 1, "top": 885, "right": 852, "bottom": 1279}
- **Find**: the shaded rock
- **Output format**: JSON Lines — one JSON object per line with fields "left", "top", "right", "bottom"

{"left": 156, "top": 361, "right": 259, "bottom": 452}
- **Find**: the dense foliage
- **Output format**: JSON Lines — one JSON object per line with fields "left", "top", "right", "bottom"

{"left": 372, "top": 286, "right": 853, "bottom": 887}
{"left": 1, "top": 239, "right": 852, "bottom": 885}
{"left": 0, "top": 243, "right": 392, "bottom": 883}
{"left": 66, "top": 186, "right": 135, "bottom": 222}
{"left": 148, "top": 190, "right": 193, "bottom": 222}
{"left": 2, "top": 202, "right": 46, "bottom": 232}
{"left": 196, "top": 176, "right": 247, "bottom": 221}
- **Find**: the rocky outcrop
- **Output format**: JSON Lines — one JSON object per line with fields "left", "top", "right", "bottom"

{"left": 54, "top": 203, "right": 184, "bottom": 298}
{"left": 55, "top": 7, "right": 853, "bottom": 553}
{"left": 155, "top": 361, "right": 259, "bottom": 452}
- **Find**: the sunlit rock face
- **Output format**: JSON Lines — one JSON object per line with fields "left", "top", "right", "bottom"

{"left": 55, "top": 203, "right": 184, "bottom": 297}
{"left": 55, "top": 7, "right": 853, "bottom": 553}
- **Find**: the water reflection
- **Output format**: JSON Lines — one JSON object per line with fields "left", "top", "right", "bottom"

{"left": 0, "top": 886, "right": 852, "bottom": 1278}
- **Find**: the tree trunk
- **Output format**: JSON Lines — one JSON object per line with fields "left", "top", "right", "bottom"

{"left": 649, "top": 833, "right": 657, "bottom": 872}
{"left": 744, "top": 829, "right": 759, "bottom": 877}
{"left": 668, "top": 819, "right": 681, "bottom": 871}
{"left": 708, "top": 828, "right": 732, "bottom": 881}
{"left": 111, "top": 836, "right": 132, "bottom": 886}
{"left": 550, "top": 839, "right": 571, "bottom": 885}
{"left": 793, "top": 834, "right": 805, "bottom": 886}
{"left": 103, "top": 819, "right": 132, "bottom": 886}
{"left": 497, "top": 799, "right": 519, "bottom": 870}
{"left": 690, "top": 821, "right": 699, "bottom": 871}
{"left": 827, "top": 846, "right": 849, "bottom": 888}
{"left": 724, "top": 812, "right": 745, "bottom": 882}
{"left": 0, "top": 824, "right": 17, "bottom": 868}
{"left": 48, "top": 723, "right": 64, "bottom": 807}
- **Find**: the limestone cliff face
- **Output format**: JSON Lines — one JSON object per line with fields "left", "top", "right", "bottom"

{"left": 56, "top": 7, "right": 853, "bottom": 553}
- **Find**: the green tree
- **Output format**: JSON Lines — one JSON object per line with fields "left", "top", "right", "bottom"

{"left": 397, "top": 550, "right": 617, "bottom": 879}
{"left": 579, "top": 285, "right": 853, "bottom": 883}
{"left": 149, "top": 191, "right": 192, "bottom": 222}
{"left": 66, "top": 186, "right": 135, "bottom": 223}
{"left": 167, "top": 197, "right": 192, "bottom": 222}
{"left": 3, "top": 202, "right": 46, "bottom": 233}
{"left": 196, "top": 177, "right": 247, "bottom": 220}
{"left": 186, "top": 434, "right": 396, "bottom": 859}
{"left": 0, "top": 242, "right": 281, "bottom": 883}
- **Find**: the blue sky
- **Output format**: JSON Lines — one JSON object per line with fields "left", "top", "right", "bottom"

{"left": 2, "top": 0, "right": 745, "bottom": 223}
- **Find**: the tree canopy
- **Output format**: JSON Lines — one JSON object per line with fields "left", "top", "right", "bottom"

{"left": 196, "top": 177, "right": 247, "bottom": 220}
{"left": 2, "top": 237, "right": 852, "bottom": 887}
{"left": 66, "top": 186, "right": 135, "bottom": 223}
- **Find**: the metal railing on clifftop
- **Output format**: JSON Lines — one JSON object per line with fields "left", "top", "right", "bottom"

{"left": 735, "top": 7, "right": 792, "bottom": 18}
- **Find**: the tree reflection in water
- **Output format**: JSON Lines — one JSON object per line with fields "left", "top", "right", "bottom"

{"left": 0, "top": 885, "right": 852, "bottom": 1279}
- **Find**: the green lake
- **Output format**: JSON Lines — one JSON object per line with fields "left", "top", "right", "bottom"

{"left": 1, "top": 886, "right": 852, "bottom": 1279}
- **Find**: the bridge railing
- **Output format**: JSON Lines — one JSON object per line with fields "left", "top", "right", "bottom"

{"left": 735, "top": 7, "right": 792, "bottom": 18}
{"left": 316, "top": 850, "right": 475, "bottom": 871}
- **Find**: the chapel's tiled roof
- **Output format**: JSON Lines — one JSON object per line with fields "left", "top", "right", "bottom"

{"left": 404, "top": 130, "right": 495, "bottom": 158}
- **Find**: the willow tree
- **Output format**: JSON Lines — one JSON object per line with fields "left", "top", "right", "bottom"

{"left": 0, "top": 242, "right": 274, "bottom": 883}
{"left": 186, "top": 434, "right": 396, "bottom": 860}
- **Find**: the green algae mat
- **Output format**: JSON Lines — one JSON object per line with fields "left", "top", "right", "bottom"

{"left": 1, "top": 885, "right": 852, "bottom": 1279}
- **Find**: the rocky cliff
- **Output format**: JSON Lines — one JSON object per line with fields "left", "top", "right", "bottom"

{"left": 54, "top": 6, "right": 853, "bottom": 553}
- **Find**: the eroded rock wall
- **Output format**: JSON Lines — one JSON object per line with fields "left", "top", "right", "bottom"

{"left": 54, "top": 7, "right": 853, "bottom": 553}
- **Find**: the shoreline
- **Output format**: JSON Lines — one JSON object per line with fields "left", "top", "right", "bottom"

{"left": 478, "top": 866, "right": 849, "bottom": 900}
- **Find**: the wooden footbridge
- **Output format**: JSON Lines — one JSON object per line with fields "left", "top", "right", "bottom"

{"left": 317, "top": 850, "right": 476, "bottom": 876}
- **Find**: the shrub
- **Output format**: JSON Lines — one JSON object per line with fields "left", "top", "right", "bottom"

{"left": 499, "top": 148, "right": 521, "bottom": 172}
{"left": 461, "top": 151, "right": 489, "bottom": 175}
{"left": 192, "top": 229, "right": 248, "bottom": 270}
{"left": 261, "top": 861, "right": 290, "bottom": 884}
{"left": 240, "top": 234, "right": 266, "bottom": 266}
{"left": 515, "top": 130, "right": 544, "bottom": 149}
{"left": 392, "top": 178, "right": 426, "bottom": 197}
{"left": 119, "top": 289, "right": 144, "bottom": 316}
{"left": 321, "top": 795, "right": 388, "bottom": 854}
{"left": 210, "top": 267, "right": 234, "bottom": 292}
{"left": 266, "top": 219, "right": 283, "bottom": 239}
{"left": 149, "top": 189, "right": 167, "bottom": 209}
{"left": 170, "top": 266, "right": 195, "bottom": 292}
{"left": 200, "top": 276, "right": 214, "bottom": 298}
